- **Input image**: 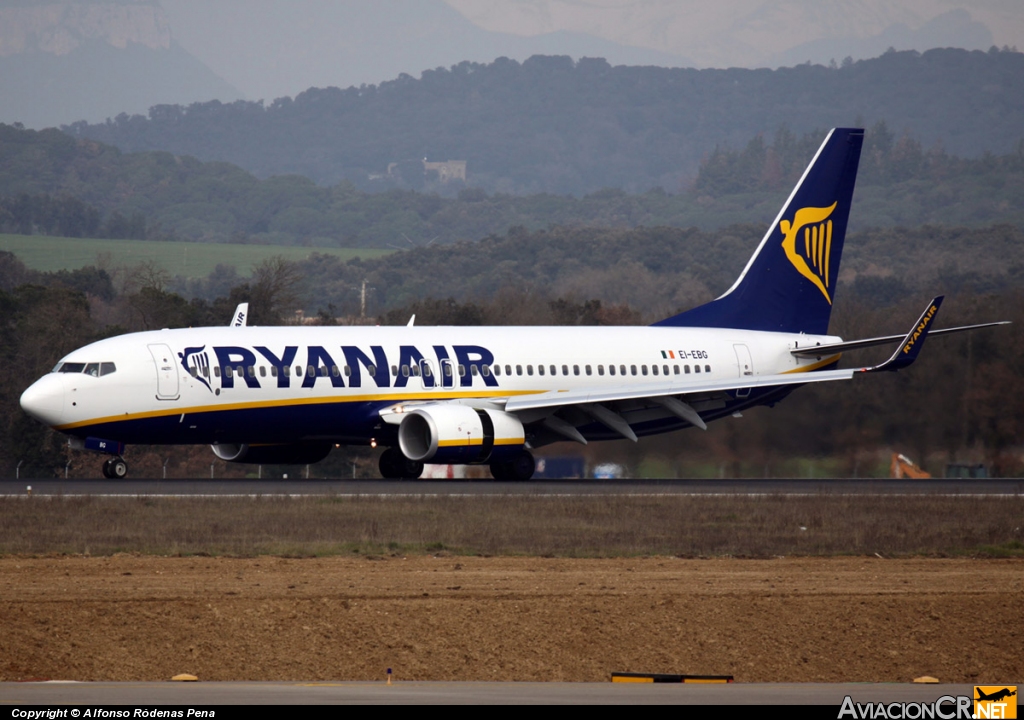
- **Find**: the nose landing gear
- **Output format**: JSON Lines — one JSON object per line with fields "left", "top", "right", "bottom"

{"left": 101, "top": 457, "right": 128, "bottom": 479}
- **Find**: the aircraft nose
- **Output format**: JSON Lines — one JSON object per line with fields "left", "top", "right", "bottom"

{"left": 20, "top": 374, "right": 65, "bottom": 427}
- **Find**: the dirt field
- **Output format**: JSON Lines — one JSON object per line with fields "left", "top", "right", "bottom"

{"left": 1, "top": 555, "right": 1020, "bottom": 683}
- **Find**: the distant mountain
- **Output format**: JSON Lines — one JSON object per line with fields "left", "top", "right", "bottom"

{"left": 444, "top": 0, "right": 1023, "bottom": 70}
{"left": 0, "top": 0, "right": 241, "bottom": 128}
{"left": 770, "top": 8, "right": 994, "bottom": 67}
{"left": 65, "top": 48, "right": 1024, "bottom": 196}
{"left": 159, "top": 0, "right": 691, "bottom": 102}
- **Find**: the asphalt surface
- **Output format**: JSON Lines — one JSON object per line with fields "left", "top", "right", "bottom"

{"left": 1, "top": 478, "right": 1021, "bottom": 496}
{"left": 0, "top": 681, "right": 982, "bottom": 705}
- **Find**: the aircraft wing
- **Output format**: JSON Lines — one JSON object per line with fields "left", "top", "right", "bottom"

{"left": 501, "top": 297, "right": 949, "bottom": 439}
{"left": 382, "top": 298, "right": 953, "bottom": 444}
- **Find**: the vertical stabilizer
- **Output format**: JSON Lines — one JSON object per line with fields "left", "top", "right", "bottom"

{"left": 655, "top": 128, "right": 864, "bottom": 334}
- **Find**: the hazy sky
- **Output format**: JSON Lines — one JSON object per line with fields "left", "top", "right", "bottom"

{"left": 157, "top": 0, "right": 1021, "bottom": 101}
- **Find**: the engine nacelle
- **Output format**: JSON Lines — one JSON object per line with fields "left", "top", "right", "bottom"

{"left": 398, "top": 405, "right": 525, "bottom": 463}
{"left": 211, "top": 442, "right": 333, "bottom": 465}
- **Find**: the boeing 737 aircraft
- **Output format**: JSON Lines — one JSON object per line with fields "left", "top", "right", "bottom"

{"left": 19, "top": 128, "right": 1006, "bottom": 479}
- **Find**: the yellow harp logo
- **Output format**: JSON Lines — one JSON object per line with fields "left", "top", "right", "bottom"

{"left": 780, "top": 202, "right": 837, "bottom": 304}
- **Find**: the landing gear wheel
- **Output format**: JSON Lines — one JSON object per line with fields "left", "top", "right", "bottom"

{"left": 491, "top": 450, "right": 535, "bottom": 481}
{"left": 379, "top": 448, "right": 403, "bottom": 479}
{"left": 379, "top": 448, "right": 423, "bottom": 480}
{"left": 102, "top": 457, "right": 128, "bottom": 479}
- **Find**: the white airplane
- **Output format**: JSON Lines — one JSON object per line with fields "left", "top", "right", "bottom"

{"left": 19, "top": 128, "right": 1006, "bottom": 480}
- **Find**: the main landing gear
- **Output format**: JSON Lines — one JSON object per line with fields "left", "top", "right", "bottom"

{"left": 101, "top": 456, "right": 128, "bottom": 479}
{"left": 378, "top": 447, "right": 424, "bottom": 480}
{"left": 489, "top": 450, "right": 535, "bottom": 481}
{"left": 377, "top": 447, "right": 536, "bottom": 481}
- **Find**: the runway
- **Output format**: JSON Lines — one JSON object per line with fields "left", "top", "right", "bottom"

{"left": 0, "top": 681, "right": 980, "bottom": 705}
{"left": 1, "top": 477, "right": 1021, "bottom": 496}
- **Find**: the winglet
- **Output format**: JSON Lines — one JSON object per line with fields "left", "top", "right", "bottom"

{"left": 866, "top": 296, "right": 943, "bottom": 373}
{"left": 231, "top": 303, "right": 248, "bottom": 327}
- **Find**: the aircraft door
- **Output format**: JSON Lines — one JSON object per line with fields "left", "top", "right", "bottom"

{"left": 733, "top": 344, "right": 753, "bottom": 399}
{"left": 148, "top": 343, "right": 180, "bottom": 400}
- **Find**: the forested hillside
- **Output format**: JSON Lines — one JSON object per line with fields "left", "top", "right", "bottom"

{"left": 3, "top": 123, "right": 1023, "bottom": 249}
{"left": 66, "top": 48, "right": 1024, "bottom": 195}
{"left": 1, "top": 228, "right": 1020, "bottom": 479}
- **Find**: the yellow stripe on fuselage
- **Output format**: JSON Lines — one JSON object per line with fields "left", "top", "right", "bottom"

{"left": 54, "top": 388, "right": 545, "bottom": 432}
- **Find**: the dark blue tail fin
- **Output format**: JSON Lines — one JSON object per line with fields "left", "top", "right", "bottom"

{"left": 655, "top": 128, "right": 864, "bottom": 334}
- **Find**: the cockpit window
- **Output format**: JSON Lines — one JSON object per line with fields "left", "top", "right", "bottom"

{"left": 56, "top": 361, "right": 116, "bottom": 376}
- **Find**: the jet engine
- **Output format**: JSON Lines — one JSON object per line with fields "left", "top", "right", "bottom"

{"left": 397, "top": 405, "right": 525, "bottom": 464}
{"left": 211, "top": 442, "right": 333, "bottom": 465}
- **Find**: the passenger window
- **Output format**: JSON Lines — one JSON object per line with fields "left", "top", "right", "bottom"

{"left": 705, "top": 364, "right": 711, "bottom": 373}
{"left": 296, "top": 366, "right": 303, "bottom": 377}
{"left": 411, "top": 364, "right": 421, "bottom": 377}
{"left": 368, "top": 365, "right": 376, "bottom": 377}
{"left": 549, "top": 365, "right": 556, "bottom": 376}
{"left": 695, "top": 365, "right": 701, "bottom": 373}
{"left": 424, "top": 364, "right": 433, "bottom": 377}
{"left": 471, "top": 365, "right": 479, "bottom": 376}
{"left": 402, "top": 365, "right": 410, "bottom": 377}
{"left": 482, "top": 365, "right": 490, "bottom": 377}
{"left": 663, "top": 365, "right": 669, "bottom": 375}
{"left": 458, "top": 365, "right": 466, "bottom": 377}
{"left": 652, "top": 365, "right": 659, "bottom": 376}
{"left": 673, "top": 365, "right": 680, "bottom": 375}
{"left": 642, "top": 365, "right": 648, "bottom": 376}
{"left": 282, "top": 366, "right": 290, "bottom": 377}
{"left": 224, "top": 367, "right": 233, "bottom": 378}
{"left": 619, "top": 365, "right": 626, "bottom": 376}
{"left": 319, "top": 365, "right": 328, "bottom": 377}
{"left": 259, "top": 366, "right": 267, "bottom": 378}
{"left": 684, "top": 365, "right": 690, "bottom": 374}
{"left": 598, "top": 365, "right": 604, "bottom": 376}
{"left": 249, "top": 366, "right": 257, "bottom": 378}
{"left": 84, "top": 363, "right": 100, "bottom": 377}
{"left": 562, "top": 365, "right": 568, "bottom": 376}
{"left": 344, "top": 365, "right": 352, "bottom": 377}
{"left": 630, "top": 365, "right": 637, "bottom": 376}
{"left": 585, "top": 365, "right": 592, "bottom": 376}
{"left": 505, "top": 365, "right": 512, "bottom": 376}
{"left": 538, "top": 365, "right": 544, "bottom": 376}
{"left": 608, "top": 365, "right": 615, "bottom": 376}
{"left": 443, "top": 364, "right": 452, "bottom": 377}
{"left": 391, "top": 365, "right": 398, "bottom": 377}
{"left": 573, "top": 365, "right": 580, "bottom": 376}
{"left": 306, "top": 365, "right": 315, "bottom": 377}
{"left": 527, "top": 365, "right": 534, "bottom": 376}
{"left": 516, "top": 365, "right": 523, "bottom": 376}
{"left": 331, "top": 365, "right": 340, "bottom": 377}
{"left": 493, "top": 365, "right": 501, "bottom": 377}
{"left": 189, "top": 366, "right": 198, "bottom": 378}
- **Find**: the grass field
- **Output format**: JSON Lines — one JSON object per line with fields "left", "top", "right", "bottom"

{"left": 0, "top": 234, "right": 391, "bottom": 278}
{"left": 2, "top": 494, "right": 1021, "bottom": 557}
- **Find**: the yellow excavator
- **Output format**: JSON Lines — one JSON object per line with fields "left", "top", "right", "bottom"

{"left": 890, "top": 453, "right": 931, "bottom": 479}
